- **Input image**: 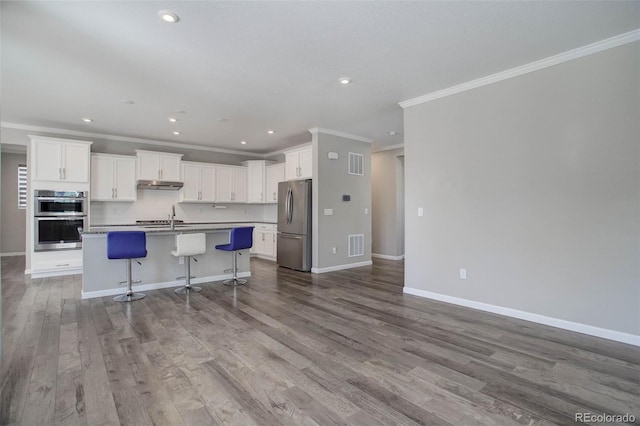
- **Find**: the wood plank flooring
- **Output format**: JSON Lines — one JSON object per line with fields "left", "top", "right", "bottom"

{"left": 1, "top": 255, "right": 639, "bottom": 425}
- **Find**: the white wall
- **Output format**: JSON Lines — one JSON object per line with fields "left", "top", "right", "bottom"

{"left": 372, "top": 147, "right": 404, "bottom": 258}
{"left": 404, "top": 42, "right": 639, "bottom": 339}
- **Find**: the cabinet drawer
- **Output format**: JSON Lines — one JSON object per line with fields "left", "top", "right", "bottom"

{"left": 255, "top": 223, "right": 275, "bottom": 231}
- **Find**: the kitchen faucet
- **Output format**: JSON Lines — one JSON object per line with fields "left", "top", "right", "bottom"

{"left": 169, "top": 205, "right": 176, "bottom": 231}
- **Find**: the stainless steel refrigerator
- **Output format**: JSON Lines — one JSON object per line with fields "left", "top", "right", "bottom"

{"left": 277, "top": 179, "right": 312, "bottom": 271}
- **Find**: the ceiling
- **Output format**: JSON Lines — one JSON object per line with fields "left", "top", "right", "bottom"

{"left": 2, "top": 2, "right": 638, "bottom": 154}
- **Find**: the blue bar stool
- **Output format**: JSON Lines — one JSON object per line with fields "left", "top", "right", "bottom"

{"left": 107, "top": 231, "right": 147, "bottom": 302}
{"left": 215, "top": 226, "right": 254, "bottom": 286}
{"left": 171, "top": 233, "right": 206, "bottom": 294}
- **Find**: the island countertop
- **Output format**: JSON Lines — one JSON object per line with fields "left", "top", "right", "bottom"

{"left": 83, "top": 221, "right": 276, "bottom": 234}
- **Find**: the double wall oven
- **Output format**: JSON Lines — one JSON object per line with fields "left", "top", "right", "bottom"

{"left": 34, "top": 190, "right": 88, "bottom": 251}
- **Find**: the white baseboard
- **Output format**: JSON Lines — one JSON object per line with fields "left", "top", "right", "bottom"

{"left": 372, "top": 253, "right": 404, "bottom": 261}
{"left": 31, "top": 267, "right": 82, "bottom": 279}
{"left": 311, "top": 260, "right": 373, "bottom": 274}
{"left": 0, "top": 252, "right": 25, "bottom": 257}
{"left": 81, "top": 271, "right": 251, "bottom": 300}
{"left": 403, "top": 287, "right": 640, "bottom": 347}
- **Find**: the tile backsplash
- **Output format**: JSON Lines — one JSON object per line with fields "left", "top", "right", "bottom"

{"left": 90, "top": 190, "right": 277, "bottom": 225}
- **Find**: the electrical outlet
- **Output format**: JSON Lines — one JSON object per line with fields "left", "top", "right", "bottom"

{"left": 332, "top": 247, "right": 337, "bottom": 254}
{"left": 418, "top": 207, "right": 424, "bottom": 217}
{"left": 179, "top": 256, "right": 184, "bottom": 265}
{"left": 459, "top": 268, "right": 467, "bottom": 280}
{"left": 364, "top": 208, "right": 368, "bottom": 215}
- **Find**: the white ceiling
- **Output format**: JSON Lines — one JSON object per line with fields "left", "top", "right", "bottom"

{"left": 2, "top": 1, "right": 639, "bottom": 154}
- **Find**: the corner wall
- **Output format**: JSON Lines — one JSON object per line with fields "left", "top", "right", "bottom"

{"left": 312, "top": 131, "right": 372, "bottom": 271}
{"left": 403, "top": 42, "right": 639, "bottom": 340}
{"left": 1, "top": 152, "right": 27, "bottom": 255}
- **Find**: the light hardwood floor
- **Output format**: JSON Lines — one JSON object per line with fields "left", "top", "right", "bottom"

{"left": 1, "top": 255, "right": 639, "bottom": 425}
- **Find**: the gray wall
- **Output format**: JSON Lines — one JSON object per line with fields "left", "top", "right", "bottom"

{"left": 404, "top": 42, "right": 639, "bottom": 336}
{"left": 1, "top": 152, "right": 27, "bottom": 254}
{"left": 372, "top": 147, "right": 405, "bottom": 257}
{"left": 312, "top": 132, "right": 372, "bottom": 269}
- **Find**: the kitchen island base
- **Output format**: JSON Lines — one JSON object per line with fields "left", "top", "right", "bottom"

{"left": 82, "top": 228, "right": 250, "bottom": 300}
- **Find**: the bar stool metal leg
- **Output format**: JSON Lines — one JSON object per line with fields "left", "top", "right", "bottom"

{"left": 223, "top": 251, "right": 247, "bottom": 286}
{"left": 175, "top": 255, "right": 202, "bottom": 294}
{"left": 114, "top": 259, "right": 145, "bottom": 302}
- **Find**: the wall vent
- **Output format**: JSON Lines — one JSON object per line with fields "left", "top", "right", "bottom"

{"left": 348, "top": 234, "right": 365, "bottom": 257}
{"left": 348, "top": 152, "right": 364, "bottom": 176}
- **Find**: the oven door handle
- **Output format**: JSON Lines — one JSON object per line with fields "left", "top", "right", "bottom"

{"left": 35, "top": 197, "right": 85, "bottom": 201}
{"left": 35, "top": 216, "right": 87, "bottom": 221}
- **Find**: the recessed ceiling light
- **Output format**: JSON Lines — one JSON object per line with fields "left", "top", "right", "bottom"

{"left": 159, "top": 10, "right": 180, "bottom": 23}
{"left": 168, "top": 117, "right": 178, "bottom": 123}
{"left": 339, "top": 78, "right": 351, "bottom": 85}
{"left": 172, "top": 131, "right": 180, "bottom": 135}
{"left": 121, "top": 99, "right": 134, "bottom": 105}
{"left": 240, "top": 141, "right": 247, "bottom": 145}
{"left": 217, "top": 118, "right": 228, "bottom": 122}
{"left": 267, "top": 130, "right": 275, "bottom": 134}
{"left": 387, "top": 131, "right": 398, "bottom": 136}
{"left": 174, "top": 110, "right": 186, "bottom": 114}
{"left": 82, "top": 118, "right": 93, "bottom": 123}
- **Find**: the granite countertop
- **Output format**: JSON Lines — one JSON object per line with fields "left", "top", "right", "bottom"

{"left": 82, "top": 221, "right": 276, "bottom": 235}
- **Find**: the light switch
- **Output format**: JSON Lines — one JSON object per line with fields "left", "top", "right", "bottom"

{"left": 418, "top": 207, "right": 424, "bottom": 217}
{"left": 324, "top": 208, "right": 333, "bottom": 216}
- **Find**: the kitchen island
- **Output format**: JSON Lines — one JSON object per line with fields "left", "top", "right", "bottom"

{"left": 81, "top": 223, "right": 256, "bottom": 299}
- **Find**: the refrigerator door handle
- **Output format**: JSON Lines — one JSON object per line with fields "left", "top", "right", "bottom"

{"left": 287, "top": 187, "right": 294, "bottom": 224}
{"left": 279, "top": 233, "right": 302, "bottom": 239}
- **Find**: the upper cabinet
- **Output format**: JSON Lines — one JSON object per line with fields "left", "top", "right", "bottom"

{"left": 245, "top": 161, "right": 266, "bottom": 203}
{"left": 91, "top": 154, "right": 136, "bottom": 202}
{"left": 135, "top": 150, "right": 182, "bottom": 181}
{"left": 265, "top": 163, "right": 285, "bottom": 203}
{"left": 284, "top": 145, "right": 312, "bottom": 180}
{"left": 31, "top": 136, "right": 92, "bottom": 184}
{"left": 181, "top": 162, "right": 216, "bottom": 203}
{"left": 216, "top": 166, "right": 247, "bottom": 202}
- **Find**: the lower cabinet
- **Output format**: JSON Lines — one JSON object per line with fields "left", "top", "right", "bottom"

{"left": 252, "top": 223, "right": 277, "bottom": 259}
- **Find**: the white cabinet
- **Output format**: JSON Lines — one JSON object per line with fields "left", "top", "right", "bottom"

{"left": 181, "top": 162, "right": 216, "bottom": 202}
{"left": 245, "top": 161, "right": 266, "bottom": 203}
{"left": 216, "top": 166, "right": 247, "bottom": 202}
{"left": 284, "top": 145, "right": 312, "bottom": 180}
{"left": 91, "top": 154, "right": 136, "bottom": 201}
{"left": 252, "top": 223, "right": 277, "bottom": 259}
{"left": 265, "top": 163, "right": 285, "bottom": 203}
{"left": 31, "top": 137, "right": 92, "bottom": 183}
{"left": 135, "top": 150, "right": 182, "bottom": 181}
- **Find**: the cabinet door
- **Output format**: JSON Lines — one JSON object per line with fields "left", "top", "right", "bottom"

{"left": 284, "top": 152, "right": 299, "bottom": 181}
{"left": 159, "top": 155, "right": 181, "bottom": 181}
{"left": 232, "top": 168, "right": 247, "bottom": 202}
{"left": 181, "top": 163, "right": 201, "bottom": 202}
{"left": 246, "top": 162, "right": 265, "bottom": 203}
{"left": 265, "top": 163, "right": 285, "bottom": 203}
{"left": 62, "top": 143, "right": 90, "bottom": 182}
{"left": 216, "top": 166, "right": 233, "bottom": 202}
{"left": 33, "top": 140, "right": 63, "bottom": 181}
{"left": 137, "top": 153, "right": 160, "bottom": 180}
{"left": 114, "top": 157, "right": 136, "bottom": 201}
{"left": 272, "top": 231, "right": 277, "bottom": 257}
{"left": 199, "top": 165, "right": 216, "bottom": 202}
{"left": 298, "top": 147, "right": 312, "bottom": 179}
{"left": 91, "top": 155, "right": 115, "bottom": 200}
{"left": 263, "top": 232, "right": 275, "bottom": 257}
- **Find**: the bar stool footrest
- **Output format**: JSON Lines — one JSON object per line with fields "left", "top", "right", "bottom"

{"left": 114, "top": 292, "right": 145, "bottom": 302}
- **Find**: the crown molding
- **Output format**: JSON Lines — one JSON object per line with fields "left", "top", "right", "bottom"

{"left": 373, "top": 143, "right": 404, "bottom": 153}
{"left": 264, "top": 141, "right": 313, "bottom": 158}
{"left": 1, "top": 122, "right": 265, "bottom": 157}
{"left": 308, "top": 127, "right": 373, "bottom": 144}
{"left": 399, "top": 28, "right": 640, "bottom": 109}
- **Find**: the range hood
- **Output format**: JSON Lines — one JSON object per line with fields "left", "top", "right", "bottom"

{"left": 137, "top": 180, "right": 184, "bottom": 190}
